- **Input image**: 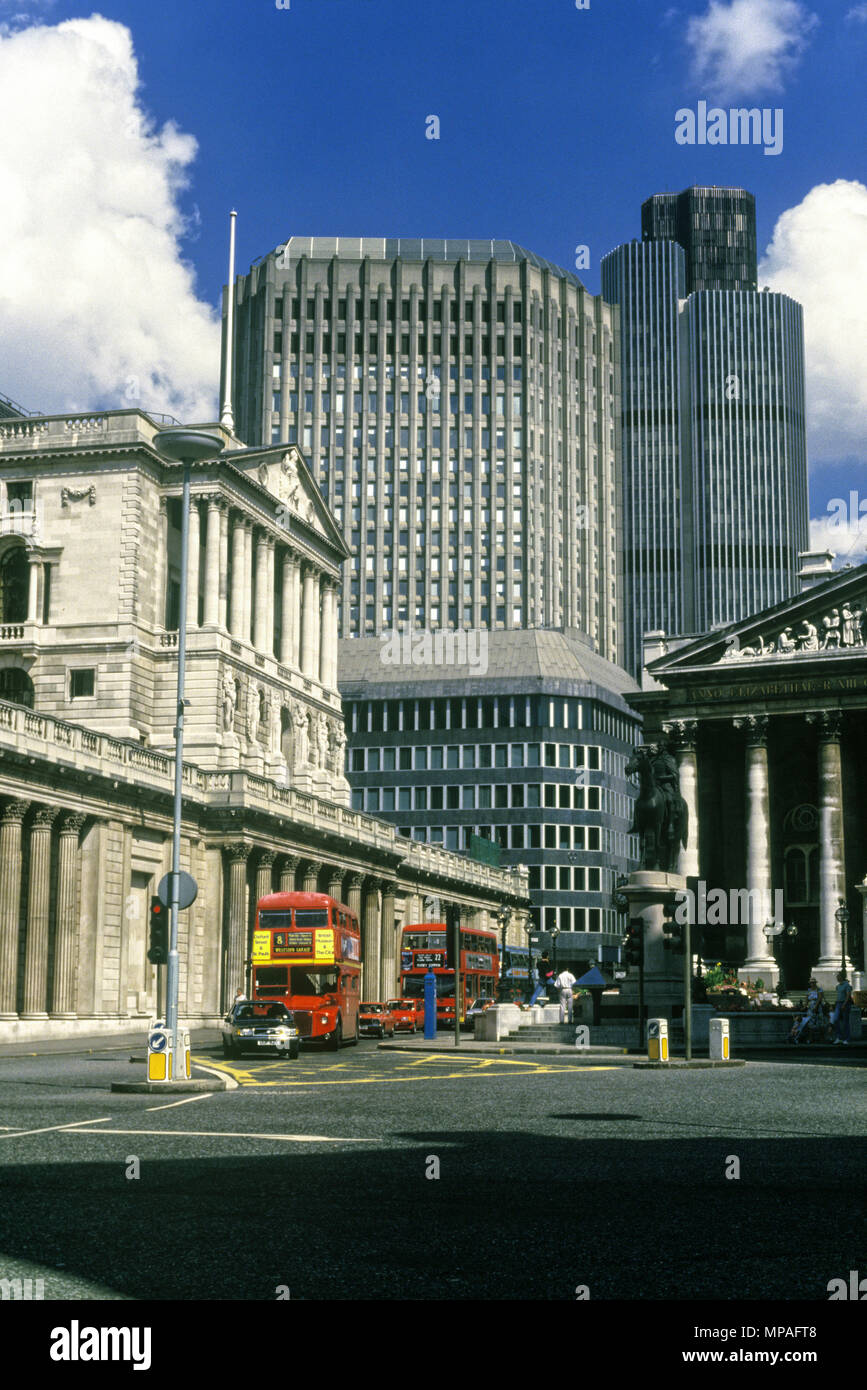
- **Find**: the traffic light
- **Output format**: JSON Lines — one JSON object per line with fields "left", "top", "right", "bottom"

{"left": 624, "top": 922, "right": 642, "bottom": 968}
{"left": 147, "top": 895, "right": 168, "bottom": 965}
{"left": 662, "top": 897, "right": 684, "bottom": 953}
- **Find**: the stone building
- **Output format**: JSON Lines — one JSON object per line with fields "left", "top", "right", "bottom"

{"left": 631, "top": 555, "right": 867, "bottom": 992}
{"left": 0, "top": 408, "right": 528, "bottom": 1040}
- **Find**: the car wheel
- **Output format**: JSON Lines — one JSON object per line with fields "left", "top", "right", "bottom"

{"left": 289, "top": 1043, "right": 300, "bottom": 1060}
{"left": 221, "top": 1039, "right": 230, "bottom": 1057}
{"left": 325, "top": 1018, "right": 342, "bottom": 1051}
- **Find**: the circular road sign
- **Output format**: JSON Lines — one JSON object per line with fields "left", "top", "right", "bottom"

{"left": 148, "top": 1030, "right": 168, "bottom": 1052}
{"left": 157, "top": 871, "right": 198, "bottom": 911}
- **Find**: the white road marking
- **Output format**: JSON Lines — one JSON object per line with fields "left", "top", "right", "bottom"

{"left": 58, "top": 1127, "right": 378, "bottom": 1143}
{"left": 0, "top": 1116, "right": 113, "bottom": 1140}
{"left": 145, "top": 1093, "right": 215, "bottom": 1112}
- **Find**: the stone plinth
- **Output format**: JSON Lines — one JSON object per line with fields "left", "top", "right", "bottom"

{"left": 617, "top": 869, "right": 687, "bottom": 1017}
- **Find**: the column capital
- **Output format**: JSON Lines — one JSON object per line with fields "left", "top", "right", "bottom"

{"left": 223, "top": 841, "right": 253, "bottom": 862}
{"left": 31, "top": 805, "right": 60, "bottom": 829}
{"left": 326, "top": 866, "right": 346, "bottom": 886}
{"left": 364, "top": 875, "right": 386, "bottom": 896}
{"left": 733, "top": 714, "right": 768, "bottom": 746}
{"left": 807, "top": 710, "right": 843, "bottom": 742}
{"left": 299, "top": 857, "right": 320, "bottom": 878}
{"left": 280, "top": 853, "right": 300, "bottom": 874}
{"left": 1, "top": 800, "right": 31, "bottom": 825}
{"left": 346, "top": 872, "right": 365, "bottom": 892}
{"left": 257, "top": 848, "right": 278, "bottom": 868}
{"left": 58, "top": 811, "right": 86, "bottom": 836}
{"left": 380, "top": 879, "right": 397, "bottom": 902}
{"left": 664, "top": 718, "right": 699, "bottom": 750}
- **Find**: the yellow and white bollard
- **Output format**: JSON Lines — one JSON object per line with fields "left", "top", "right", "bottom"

{"left": 177, "top": 1026, "right": 192, "bottom": 1080}
{"left": 147, "top": 1024, "right": 174, "bottom": 1082}
{"left": 709, "top": 1016, "right": 730, "bottom": 1061}
{"left": 646, "top": 1017, "right": 669, "bottom": 1062}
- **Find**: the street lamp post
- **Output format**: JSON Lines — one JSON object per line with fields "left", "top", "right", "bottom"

{"left": 152, "top": 429, "right": 221, "bottom": 1079}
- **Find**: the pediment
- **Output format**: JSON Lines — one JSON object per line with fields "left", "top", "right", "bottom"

{"left": 235, "top": 445, "right": 348, "bottom": 556}
{"left": 648, "top": 563, "right": 867, "bottom": 676}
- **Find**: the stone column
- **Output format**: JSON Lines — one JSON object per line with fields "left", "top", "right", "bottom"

{"left": 734, "top": 715, "right": 776, "bottom": 975}
{"left": 291, "top": 557, "right": 302, "bottom": 668}
{"left": 320, "top": 581, "right": 337, "bottom": 688}
{"left": 26, "top": 554, "right": 41, "bottom": 622}
{"left": 265, "top": 537, "right": 276, "bottom": 659}
{"left": 218, "top": 500, "right": 229, "bottom": 629}
{"left": 0, "top": 800, "right": 31, "bottom": 1018}
{"left": 808, "top": 711, "right": 847, "bottom": 973}
{"left": 346, "top": 872, "right": 364, "bottom": 923}
{"left": 242, "top": 519, "right": 254, "bottom": 643}
{"left": 229, "top": 512, "right": 245, "bottom": 636}
{"left": 300, "top": 859, "right": 320, "bottom": 893}
{"left": 203, "top": 495, "right": 221, "bottom": 627}
{"left": 255, "top": 849, "right": 277, "bottom": 906}
{"left": 21, "top": 805, "right": 59, "bottom": 1018}
{"left": 224, "top": 842, "right": 251, "bottom": 1008}
{"left": 50, "top": 812, "right": 86, "bottom": 1018}
{"left": 279, "top": 551, "right": 295, "bottom": 666}
{"left": 666, "top": 720, "right": 700, "bottom": 880}
{"left": 327, "top": 866, "right": 346, "bottom": 903}
{"left": 156, "top": 495, "right": 169, "bottom": 627}
{"left": 253, "top": 530, "right": 269, "bottom": 652}
{"left": 362, "top": 877, "right": 383, "bottom": 999}
{"left": 186, "top": 498, "right": 201, "bottom": 629}
{"left": 300, "top": 564, "right": 318, "bottom": 677}
{"left": 279, "top": 854, "right": 299, "bottom": 894}
{"left": 379, "top": 881, "right": 397, "bottom": 1000}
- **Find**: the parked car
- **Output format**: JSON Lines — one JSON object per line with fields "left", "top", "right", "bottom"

{"left": 385, "top": 999, "right": 418, "bottom": 1034}
{"left": 359, "top": 1001, "right": 396, "bottom": 1037}
{"left": 463, "top": 996, "right": 497, "bottom": 1031}
{"left": 221, "top": 1001, "right": 300, "bottom": 1058}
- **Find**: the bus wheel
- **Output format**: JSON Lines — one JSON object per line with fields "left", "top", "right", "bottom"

{"left": 326, "top": 1019, "right": 342, "bottom": 1051}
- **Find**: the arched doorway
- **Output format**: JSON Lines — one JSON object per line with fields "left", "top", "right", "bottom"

{"left": 0, "top": 667, "right": 34, "bottom": 709}
{"left": 0, "top": 546, "right": 28, "bottom": 623}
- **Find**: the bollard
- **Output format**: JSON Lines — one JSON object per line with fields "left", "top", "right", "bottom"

{"left": 176, "top": 1025, "right": 192, "bottom": 1079}
{"left": 423, "top": 969, "right": 437, "bottom": 1039}
{"left": 709, "top": 1016, "right": 730, "bottom": 1061}
{"left": 646, "top": 1017, "right": 669, "bottom": 1062}
{"left": 147, "top": 1023, "right": 174, "bottom": 1082}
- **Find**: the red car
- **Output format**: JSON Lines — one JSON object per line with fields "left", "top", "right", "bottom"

{"left": 359, "top": 1001, "right": 396, "bottom": 1037}
{"left": 385, "top": 999, "right": 418, "bottom": 1034}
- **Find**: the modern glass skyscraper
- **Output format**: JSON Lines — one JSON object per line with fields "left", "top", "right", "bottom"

{"left": 641, "top": 186, "right": 757, "bottom": 293}
{"left": 602, "top": 189, "right": 808, "bottom": 676}
{"left": 225, "top": 237, "right": 620, "bottom": 661}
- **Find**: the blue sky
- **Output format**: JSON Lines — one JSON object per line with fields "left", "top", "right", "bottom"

{"left": 0, "top": 0, "right": 865, "bottom": 546}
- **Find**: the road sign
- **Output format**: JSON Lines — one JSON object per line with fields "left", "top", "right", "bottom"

{"left": 148, "top": 1030, "right": 168, "bottom": 1052}
{"left": 157, "top": 871, "right": 198, "bottom": 911}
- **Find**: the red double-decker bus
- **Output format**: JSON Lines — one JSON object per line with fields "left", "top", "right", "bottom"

{"left": 398, "top": 921, "right": 499, "bottom": 1027}
{"left": 251, "top": 891, "right": 361, "bottom": 1049}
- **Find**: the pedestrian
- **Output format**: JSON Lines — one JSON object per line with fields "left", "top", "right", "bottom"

{"left": 528, "top": 952, "right": 554, "bottom": 1007}
{"left": 233, "top": 987, "right": 248, "bottom": 1005}
{"left": 831, "top": 971, "right": 853, "bottom": 1045}
{"left": 554, "top": 965, "right": 577, "bottom": 1023}
{"left": 794, "top": 978, "right": 824, "bottom": 1043}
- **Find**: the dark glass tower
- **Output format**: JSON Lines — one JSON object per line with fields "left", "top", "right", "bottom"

{"left": 641, "top": 186, "right": 757, "bottom": 293}
{"left": 603, "top": 189, "right": 808, "bottom": 677}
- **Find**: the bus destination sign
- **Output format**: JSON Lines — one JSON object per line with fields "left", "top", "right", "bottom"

{"left": 415, "top": 950, "right": 447, "bottom": 968}
{"left": 274, "top": 930, "right": 313, "bottom": 955}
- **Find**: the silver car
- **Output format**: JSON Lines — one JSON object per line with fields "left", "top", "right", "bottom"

{"left": 221, "top": 1001, "right": 300, "bottom": 1059}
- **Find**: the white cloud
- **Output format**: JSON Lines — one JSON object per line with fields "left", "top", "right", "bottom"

{"left": 758, "top": 180, "right": 867, "bottom": 465}
{"left": 809, "top": 514, "right": 867, "bottom": 566}
{"left": 0, "top": 15, "right": 219, "bottom": 421}
{"left": 686, "top": 0, "right": 818, "bottom": 99}
{"left": 845, "top": 3, "right": 867, "bottom": 21}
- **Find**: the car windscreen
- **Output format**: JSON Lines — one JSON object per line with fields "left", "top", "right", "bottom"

{"left": 360, "top": 1003, "right": 382, "bottom": 1012}
{"left": 233, "top": 1006, "right": 292, "bottom": 1022}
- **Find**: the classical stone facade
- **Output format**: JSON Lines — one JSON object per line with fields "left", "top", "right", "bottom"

{"left": 0, "top": 410, "right": 528, "bottom": 1039}
{"left": 632, "top": 560, "right": 867, "bottom": 992}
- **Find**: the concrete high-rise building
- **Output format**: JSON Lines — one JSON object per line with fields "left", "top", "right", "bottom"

{"left": 602, "top": 189, "right": 808, "bottom": 676}
{"left": 225, "top": 237, "right": 621, "bottom": 660}
{"left": 641, "top": 186, "right": 757, "bottom": 293}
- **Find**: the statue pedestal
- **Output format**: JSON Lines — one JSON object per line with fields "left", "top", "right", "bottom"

{"left": 219, "top": 732, "right": 240, "bottom": 769}
{"left": 617, "top": 870, "right": 687, "bottom": 1018}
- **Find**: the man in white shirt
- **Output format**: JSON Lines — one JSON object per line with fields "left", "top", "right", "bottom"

{"left": 554, "top": 967, "right": 577, "bottom": 1023}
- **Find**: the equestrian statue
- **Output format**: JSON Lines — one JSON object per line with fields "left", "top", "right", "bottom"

{"left": 625, "top": 743, "right": 689, "bottom": 874}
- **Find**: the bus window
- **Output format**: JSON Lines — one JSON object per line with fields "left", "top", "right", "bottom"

{"left": 259, "top": 911, "right": 291, "bottom": 929}
{"left": 256, "top": 966, "right": 289, "bottom": 997}
{"left": 290, "top": 967, "right": 339, "bottom": 995}
{"left": 294, "top": 909, "right": 329, "bottom": 928}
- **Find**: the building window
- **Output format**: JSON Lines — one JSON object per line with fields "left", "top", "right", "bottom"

{"left": 69, "top": 669, "right": 95, "bottom": 699}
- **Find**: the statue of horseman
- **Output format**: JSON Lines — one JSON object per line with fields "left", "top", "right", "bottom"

{"left": 625, "top": 741, "right": 689, "bottom": 874}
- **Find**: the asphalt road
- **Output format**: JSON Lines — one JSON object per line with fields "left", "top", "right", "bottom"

{"left": 0, "top": 1040, "right": 864, "bottom": 1305}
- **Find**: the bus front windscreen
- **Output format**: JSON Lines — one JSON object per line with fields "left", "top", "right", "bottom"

{"left": 401, "top": 974, "right": 455, "bottom": 999}
{"left": 290, "top": 967, "right": 339, "bottom": 996}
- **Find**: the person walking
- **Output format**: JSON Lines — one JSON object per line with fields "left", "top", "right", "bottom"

{"left": 528, "top": 952, "right": 554, "bottom": 1007}
{"left": 831, "top": 971, "right": 853, "bottom": 1045}
{"left": 554, "top": 966, "right": 577, "bottom": 1023}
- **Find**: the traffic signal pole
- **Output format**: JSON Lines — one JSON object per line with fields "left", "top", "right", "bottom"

{"left": 683, "top": 912, "right": 692, "bottom": 1061}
